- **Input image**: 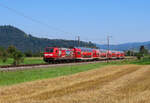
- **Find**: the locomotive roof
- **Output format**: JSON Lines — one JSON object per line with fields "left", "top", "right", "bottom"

{"left": 100, "top": 49, "right": 124, "bottom": 53}
{"left": 45, "top": 47, "right": 124, "bottom": 53}
{"left": 75, "top": 47, "right": 94, "bottom": 50}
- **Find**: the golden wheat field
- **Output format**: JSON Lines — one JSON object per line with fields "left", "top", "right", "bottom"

{"left": 0, "top": 64, "right": 150, "bottom": 103}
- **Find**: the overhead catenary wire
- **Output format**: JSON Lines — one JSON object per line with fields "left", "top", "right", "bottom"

{"left": 0, "top": 2, "right": 77, "bottom": 39}
{"left": 0, "top": 2, "right": 106, "bottom": 45}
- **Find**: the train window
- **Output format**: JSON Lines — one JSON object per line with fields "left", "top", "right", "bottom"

{"left": 45, "top": 48, "right": 54, "bottom": 53}
{"left": 56, "top": 50, "right": 58, "bottom": 53}
{"left": 77, "top": 51, "right": 80, "bottom": 55}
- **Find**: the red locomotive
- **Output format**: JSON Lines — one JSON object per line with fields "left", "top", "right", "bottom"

{"left": 43, "top": 47, "right": 125, "bottom": 63}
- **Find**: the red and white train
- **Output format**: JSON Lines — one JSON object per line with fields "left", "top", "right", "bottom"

{"left": 43, "top": 47, "right": 125, "bottom": 63}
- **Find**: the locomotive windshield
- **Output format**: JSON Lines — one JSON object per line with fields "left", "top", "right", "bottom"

{"left": 45, "top": 48, "right": 54, "bottom": 53}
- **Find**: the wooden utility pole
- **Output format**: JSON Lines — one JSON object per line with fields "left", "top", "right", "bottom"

{"left": 107, "top": 36, "right": 112, "bottom": 63}
{"left": 74, "top": 36, "right": 77, "bottom": 47}
{"left": 78, "top": 36, "right": 80, "bottom": 47}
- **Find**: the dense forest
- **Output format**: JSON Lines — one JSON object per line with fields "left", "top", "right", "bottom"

{"left": 0, "top": 25, "right": 97, "bottom": 52}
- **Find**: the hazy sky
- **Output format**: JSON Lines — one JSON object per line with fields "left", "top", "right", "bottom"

{"left": 0, "top": 0, "right": 150, "bottom": 44}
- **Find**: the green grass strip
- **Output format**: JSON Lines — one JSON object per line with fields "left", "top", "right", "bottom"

{"left": 0, "top": 62, "right": 108, "bottom": 86}
{"left": 1, "top": 57, "right": 150, "bottom": 87}
{"left": 0, "top": 57, "right": 45, "bottom": 66}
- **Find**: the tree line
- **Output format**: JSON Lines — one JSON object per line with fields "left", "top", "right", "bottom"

{"left": 0, "top": 25, "right": 97, "bottom": 53}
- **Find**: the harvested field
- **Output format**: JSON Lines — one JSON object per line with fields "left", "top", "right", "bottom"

{"left": 0, "top": 64, "right": 150, "bottom": 103}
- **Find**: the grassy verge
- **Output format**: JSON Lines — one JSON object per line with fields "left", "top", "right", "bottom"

{"left": 108, "top": 57, "right": 150, "bottom": 65}
{"left": 130, "top": 57, "right": 150, "bottom": 65}
{"left": 1, "top": 57, "right": 150, "bottom": 86}
{"left": 0, "top": 58, "right": 13, "bottom": 66}
{"left": 0, "top": 62, "right": 108, "bottom": 86}
{"left": 0, "top": 57, "right": 44, "bottom": 66}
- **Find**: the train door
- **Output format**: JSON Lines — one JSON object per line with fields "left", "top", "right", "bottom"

{"left": 74, "top": 48, "right": 81, "bottom": 59}
{"left": 55, "top": 48, "right": 59, "bottom": 58}
{"left": 58, "top": 48, "right": 62, "bottom": 57}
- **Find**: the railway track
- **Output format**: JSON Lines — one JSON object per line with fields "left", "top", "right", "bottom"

{"left": 0, "top": 57, "right": 134, "bottom": 72}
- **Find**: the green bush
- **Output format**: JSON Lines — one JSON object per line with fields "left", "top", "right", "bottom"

{"left": 0, "top": 47, "right": 8, "bottom": 63}
{"left": 1, "top": 50, "right": 8, "bottom": 63}
{"left": 12, "top": 51, "right": 24, "bottom": 65}
{"left": 136, "top": 53, "right": 143, "bottom": 60}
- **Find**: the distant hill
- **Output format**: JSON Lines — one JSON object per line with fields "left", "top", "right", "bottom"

{"left": 97, "top": 41, "right": 150, "bottom": 51}
{"left": 1, "top": 25, "right": 149, "bottom": 52}
{"left": 0, "top": 25, "right": 96, "bottom": 52}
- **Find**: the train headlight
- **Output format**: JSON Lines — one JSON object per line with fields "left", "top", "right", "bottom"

{"left": 44, "top": 54, "right": 53, "bottom": 56}
{"left": 49, "top": 54, "right": 53, "bottom": 56}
